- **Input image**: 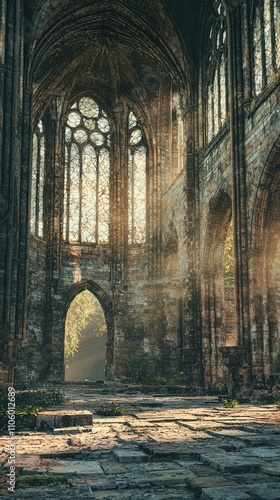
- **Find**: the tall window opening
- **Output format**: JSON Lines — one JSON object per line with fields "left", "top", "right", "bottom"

{"left": 63, "top": 97, "right": 110, "bottom": 243}
{"left": 31, "top": 120, "right": 45, "bottom": 238}
{"left": 253, "top": 0, "right": 280, "bottom": 95}
{"left": 128, "top": 111, "right": 147, "bottom": 244}
{"left": 206, "top": 0, "right": 228, "bottom": 143}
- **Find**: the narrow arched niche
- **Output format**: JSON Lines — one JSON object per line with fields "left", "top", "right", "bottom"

{"left": 64, "top": 290, "right": 107, "bottom": 381}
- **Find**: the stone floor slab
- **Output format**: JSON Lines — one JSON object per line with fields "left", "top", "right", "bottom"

{"left": 3, "top": 485, "right": 94, "bottom": 499}
{"left": 246, "top": 483, "right": 280, "bottom": 500}
{"left": 260, "top": 463, "right": 280, "bottom": 476}
{"left": 113, "top": 450, "right": 149, "bottom": 463}
{"left": 143, "top": 462, "right": 185, "bottom": 472}
{"left": 148, "top": 469, "right": 196, "bottom": 486}
{"left": 93, "top": 487, "right": 195, "bottom": 499}
{"left": 201, "top": 486, "right": 252, "bottom": 499}
{"left": 44, "top": 460, "right": 104, "bottom": 476}
{"left": 247, "top": 447, "right": 280, "bottom": 458}
{"left": 207, "top": 429, "right": 256, "bottom": 438}
{"left": 240, "top": 435, "right": 280, "bottom": 447}
{"left": 100, "top": 461, "right": 128, "bottom": 474}
{"left": 177, "top": 420, "right": 226, "bottom": 430}
{"left": 199, "top": 451, "right": 260, "bottom": 473}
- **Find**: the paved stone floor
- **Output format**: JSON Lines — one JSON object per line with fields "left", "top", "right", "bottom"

{"left": 0, "top": 385, "right": 280, "bottom": 499}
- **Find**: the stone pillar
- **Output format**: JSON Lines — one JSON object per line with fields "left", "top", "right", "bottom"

{"left": 0, "top": 0, "right": 6, "bottom": 167}
{"left": 224, "top": 1, "right": 251, "bottom": 385}
{"left": 15, "top": 88, "right": 32, "bottom": 339}
{"left": 0, "top": 0, "right": 24, "bottom": 385}
{"left": 184, "top": 91, "right": 203, "bottom": 388}
{"left": 110, "top": 97, "right": 128, "bottom": 377}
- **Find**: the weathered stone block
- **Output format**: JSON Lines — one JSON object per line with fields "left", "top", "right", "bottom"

{"left": 36, "top": 410, "right": 93, "bottom": 430}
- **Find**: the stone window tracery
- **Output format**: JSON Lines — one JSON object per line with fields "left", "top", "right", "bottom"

{"left": 31, "top": 120, "right": 45, "bottom": 238}
{"left": 63, "top": 97, "right": 110, "bottom": 244}
{"left": 206, "top": 0, "right": 228, "bottom": 143}
{"left": 253, "top": 0, "right": 280, "bottom": 95}
{"left": 128, "top": 111, "right": 147, "bottom": 245}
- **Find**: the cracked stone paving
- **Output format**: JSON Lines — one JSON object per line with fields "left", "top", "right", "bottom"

{"left": 0, "top": 384, "right": 280, "bottom": 499}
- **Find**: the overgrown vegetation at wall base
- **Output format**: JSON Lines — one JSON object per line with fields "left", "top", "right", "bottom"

{"left": 143, "top": 375, "right": 186, "bottom": 386}
{"left": 0, "top": 389, "right": 66, "bottom": 432}
{"left": 258, "top": 394, "right": 280, "bottom": 406}
{"left": 208, "top": 384, "right": 228, "bottom": 395}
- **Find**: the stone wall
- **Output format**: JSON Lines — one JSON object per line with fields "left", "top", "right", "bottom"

{"left": 2, "top": 0, "right": 280, "bottom": 391}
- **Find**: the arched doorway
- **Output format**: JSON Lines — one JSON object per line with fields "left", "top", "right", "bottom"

{"left": 202, "top": 189, "right": 237, "bottom": 387}
{"left": 65, "top": 290, "right": 107, "bottom": 381}
{"left": 251, "top": 138, "right": 280, "bottom": 381}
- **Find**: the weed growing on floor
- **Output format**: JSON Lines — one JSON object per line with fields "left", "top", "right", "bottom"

{"left": 95, "top": 402, "right": 125, "bottom": 416}
{"left": 17, "top": 476, "right": 67, "bottom": 487}
{"left": 221, "top": 397, "right": 239, "bottom": 408}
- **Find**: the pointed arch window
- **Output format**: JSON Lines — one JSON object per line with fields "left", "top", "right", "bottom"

{"left": 31, "top": 120, "right": 45, "bottom": 238}
{"left": 205, "top": 0, "right": 228, "bottom": 143}
{"left": 128, "top": 112, "right": 147, "bottom": 244}
{"left": 253, "top": 0, "right": 280, "bottom": 96}
{"left": 63, "top": 97, "right": 110, "bottom": 244}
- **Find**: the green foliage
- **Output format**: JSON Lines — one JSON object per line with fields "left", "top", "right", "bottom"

{"left": 17, "top": 476, "right": 67, "bottom": 487}
{"left": 221, "top": 397, "right": 239, "bottom": 408}
{"left": 224, "top": 220, "right": 234, "bottom": 287}
{"left": 122, "top": 351, "right": 153, "bottom": 383}
{"left": 224, "top": 276, "right": 234, "bottom": 288}
{"left": 65, "top": 290, "right": 106, "bottom": 364}
{"left": 95, "top": 402, "right": 125, "bottom": 416}
{"left": 143, "top": 375, "right": 186, "bottom": 386}
{"left": 208, "top": 383, "right": 228, "bottom": 395}
{"left": 121, "top": 347, "right": 184, "bottom": 385}
{"left": 0, "top": 389, "right": 66, "bottom": 432}
{"left": 258, "top": 394, "right": 280, "bottom": 405}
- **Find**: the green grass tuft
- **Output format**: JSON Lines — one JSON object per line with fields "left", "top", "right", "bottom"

{"left": 221, "top": 397, "right": 239, "bottom": 408}
{"left": 95, "top": 402, "right": 125, "bottom": 416}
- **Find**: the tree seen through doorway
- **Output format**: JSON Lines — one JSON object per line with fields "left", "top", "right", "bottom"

{"left": 65, "top": 290, "right": 106, "bottom": 381}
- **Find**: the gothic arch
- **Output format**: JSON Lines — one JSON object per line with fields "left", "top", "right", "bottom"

{"left": 251, "top": 134, "right": 280, "bottom": 251}
{"left": 64, "top": 280, "right": 114, "bottom": 379}
{"left": 250, "top": 136, "right": 280, "bottom": 379}
{"left": 204, "top": 188, "right": 232, "bottom": 270}
{"left": 202, "top": 188, "right": 235, "bottom": 387}
{"left": 163, "top": 219, "right": 179, "bottom": 257}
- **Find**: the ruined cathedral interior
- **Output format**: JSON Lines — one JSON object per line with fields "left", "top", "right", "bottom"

{"left": 0, "top": 0, "right": 280, "bottom": 395}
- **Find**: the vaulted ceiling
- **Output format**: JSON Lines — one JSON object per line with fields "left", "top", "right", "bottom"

{"left": 24, "top": 0, "right": 205, "bottom": 117}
